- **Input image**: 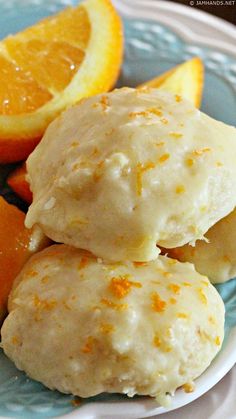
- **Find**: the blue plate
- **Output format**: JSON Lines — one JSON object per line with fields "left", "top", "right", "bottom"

{"left": 0, "top": 1, "right": 236, "bottom": 417}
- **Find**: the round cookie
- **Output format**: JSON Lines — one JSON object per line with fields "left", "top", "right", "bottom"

{"left": 166, "top": 208, "right": 236, "bottom": 284}
{"left": 25, "top": 88, "right": 236, "bottom": 261}
{"left": 1, "top": 245, "right": 224, "bottom": 404}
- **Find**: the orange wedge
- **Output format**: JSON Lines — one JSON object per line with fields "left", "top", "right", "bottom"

{"left": 0, "top": 197, "right": 49, "bottom": 323}
{"left": 7, "top": 163, "right": 32, "bottom": 204}
{"left": 0, "top": 0, "right": 123, "bottom": 163}
{"left": 139, "top": 57, "right": 204, "bottom": 108}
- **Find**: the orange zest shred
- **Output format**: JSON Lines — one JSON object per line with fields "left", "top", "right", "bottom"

{"left": 26, "top": 270, "right": 38, "bottom": 278}
{"left": 148, "top": 107, "right": 163, "bottom": 117}
{"left": 151, "top": 292, "right": 167, "bottom": 313}
{"left": 169, "top": 297, "right": 177, "bottom": 304}
{"left": 169, "top": 132, "right": 183, "bottom": 139}
{"left": 153, "top": 334, "right": 172, "bottom": 352}
{"left": 175, "top": 185, "right": 185, "bottom": 194}
{"left": 99, "top": 95, "right": 110, "bottom": 111}
{"left": 177, "top": 312, "right": 189, "bottom": 319}
{"left": 129, "top": 107, "right": 163, "bottom": 119}
{"left": 109, "top": 275, "right": 142, "bottom": 299}
{"left": 133, "top": 261, "right": 148, "bottom": 267}
{"left": 197, "top": 328, "right": 211, "bottom": 342}
{"left": 129, "top": 110, "right": 145, "bottom": 118}
{"left": 223, "top": 254, "right": 231, "bottom": 263}
{"left": 136, "top": 161, "right": 155, "bottom": 196}
{"left": 168, "top": 283, "right": 181, "bottom": 295}
{"left": 185, "top": 157, "right": 194, "bottom": 167}
{"left": 158, "top": 153, "right": 170, "bottom": 163}
{"left": 153, "top": 334, "right": 161, "bottom": 347}
{"left": 70, "top": 141, "right": 80, "bottom": 147}
{"left": 11, "top": 336, "right": 20, "bottom": 345}
{"left": 197, "top": 288, "right": 208, "bottom": 305}
{"left": 93, "top": 160, "right": 105, "bottom": 182}
{"left": 182, "top": 281, "right": 191, "bottom": 287}
{"left": 192, "top": 148, "right": 211, "bottom": 156}
{"left": 200, "top": 279, "right": 209, "bottom": 287}
{"left": 81, "top": 336, "right": 95, "bottom": 354}
{"left": 155, "top": 141, "right": 165, "bottom": 147}
{"left": 208, "top": 315, "right": 216, "bottom": 325}
{"left": 167, "top": 258, "right": 177, "bottom": 265}
{"left": 100, "top": 298, "right": 128, "bottom": 311}
{"left": 162, "top": 271, "right": 172, "bottom": 278}
{"left": 160, "top": 118, "right": 168, "bottom": 124}
{"left": 175, "top": 94, "right": 182, "bottom": 102}
{"left": 215, "top": 336, "right": 221, "bottom": 346}
{"left": 33, "top": 295, "right": 57, "bottom": 311}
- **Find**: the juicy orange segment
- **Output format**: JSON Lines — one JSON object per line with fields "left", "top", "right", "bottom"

{"left": 11, "top": 5, "right": 91, "bottom": 49}
{"left": 0, "top": 0, "right": 123, "bottom": 163}
{"left": 0, "top": 54, "right": 52, "bottom": 115}
{"left": 3, "top": 4, "right": 91, "bottom": 98}
{"left": 6, "top": 40, "right": 85, "bottom": 93}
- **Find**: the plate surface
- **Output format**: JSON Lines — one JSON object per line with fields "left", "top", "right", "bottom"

{"left": 0, "top": 0, "right": 236, "bottom": 418}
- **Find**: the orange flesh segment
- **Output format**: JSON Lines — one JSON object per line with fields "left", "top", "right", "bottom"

{"left": 0, "top": 197, "right": 32, "bottom": 322}
{"left": 11, "top": 6, "right": 91, "bottom": 49}
{"left": 6, "top": 40, "right": 85, "bottom": 93}
{"left": 0, "top": 54, "right": 52, "bottom": 115}
{"left": 7, "top": 163, "right": 32, "bottom": 204}
{"left": 1, "top": 5, "right": 90, "bottom": 112}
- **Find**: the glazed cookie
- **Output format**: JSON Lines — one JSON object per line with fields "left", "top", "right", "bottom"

{"left": 166, "top": 208, "right": 236, "bottom": 283}
{"left": 2, "top": 245, "right": 224, "bottom": 404}
{"left": 25, "top": 88, "right": 236, "bottom": 261}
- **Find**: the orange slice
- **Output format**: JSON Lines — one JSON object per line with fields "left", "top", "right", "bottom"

{"left": 0, "top": 197, "right": 49, "bottom": 323}
{"left": 7, "top": 163, "right": 32, "bottom": 204}
{"left": 0, "top": 0, "right": 123, "bottom": 163}
{"left": 138, "top": 57, "right": 204, "bottom": 108}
